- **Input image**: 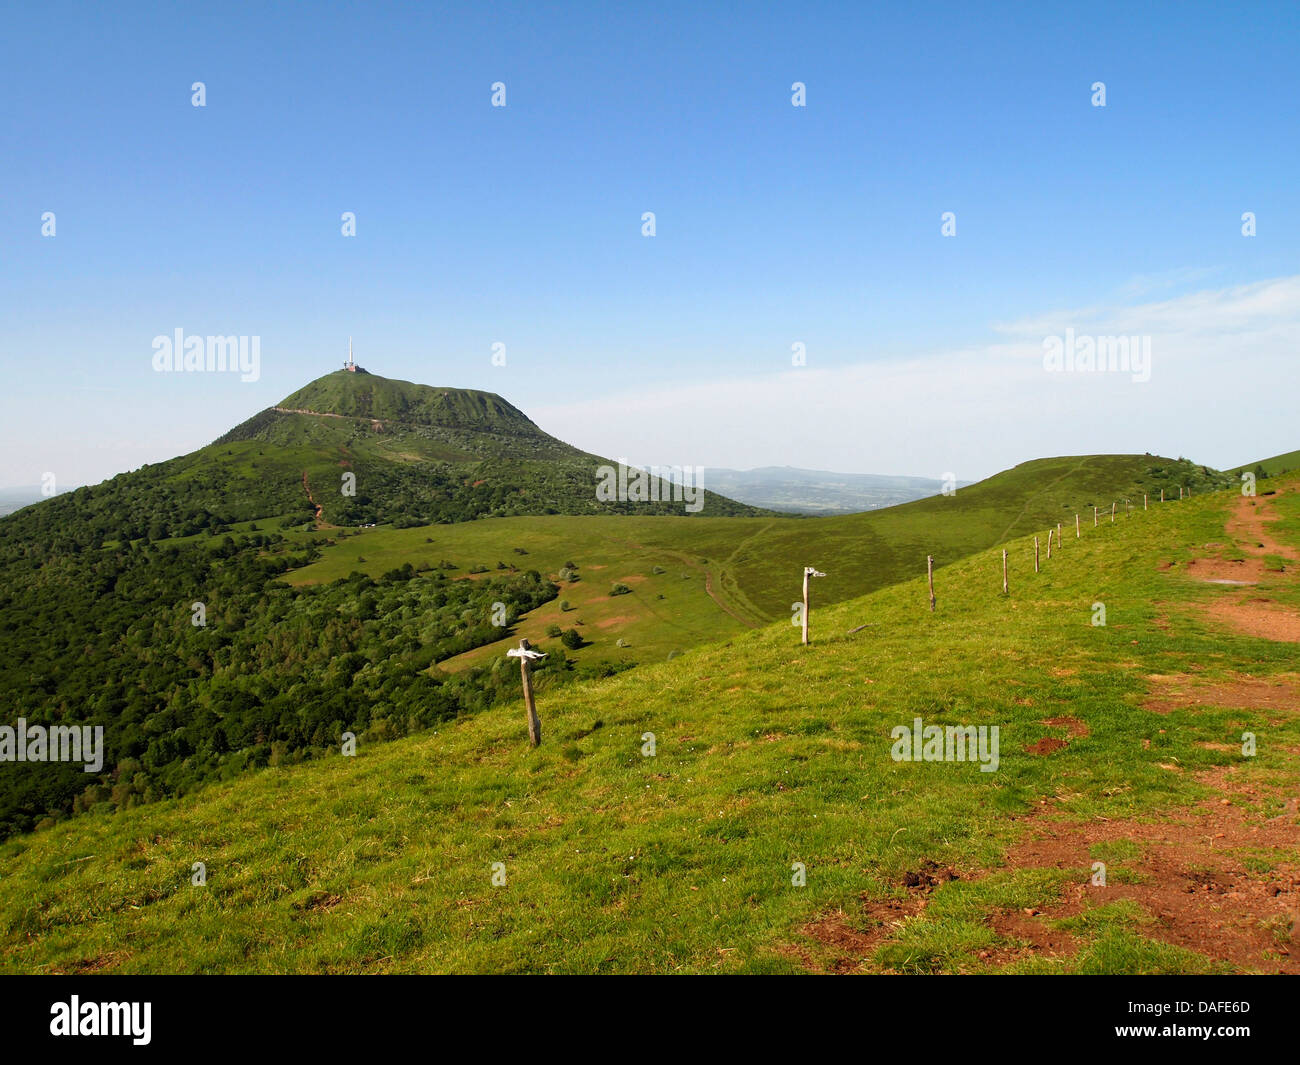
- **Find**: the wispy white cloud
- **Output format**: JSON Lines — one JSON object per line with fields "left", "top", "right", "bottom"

{"left": 533, "top": 275, "right": 1300, "bottom": 480}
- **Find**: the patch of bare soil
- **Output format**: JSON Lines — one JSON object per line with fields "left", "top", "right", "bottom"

{"left": 903, "top": 859, "right": 960, "bottom": 890}
{"left": 1043, "top": 716, "right": 1090, "bottom": 737}
{"left": 50, "top": 950, "right": 131, "bottom": 973}
{"left": 792, "top": 897, "right": 927, "bottom": 973}
{"left": 1201, "top": 597, "right": 1300, "bottom": 643}
{"left": 1003, "top": 781, "right": 1300, "bottom": 974}
{"left": 1025, "top": 737, "right": 1070, "bottom": 755}
{"left": 793, "top": 768, "right": 1300, "bottom": 974}
{"left": 1143, "top": 672, "right": 1300, "bottom": 714}
{"left": 1181, "top": 557, "right": 1266, "bottom": 584}
{"left": 790, "top": 861, "right": 959, "bottom": 972}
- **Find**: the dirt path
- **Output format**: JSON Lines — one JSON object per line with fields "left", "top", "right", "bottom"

{"left": 276, "top": 406, "right": 346, "bottom": 419}
{"left": 1227, "top": 486, "right": 1299, "bottom": 561}
{"left": 302, "top": 471, "right": 324, "bottom": 528}
{"left": 704, "top": 569, "right": 757, "bottom": 627}
{"left": 1180, "top": 487, "right": 1300, "bottom": 641}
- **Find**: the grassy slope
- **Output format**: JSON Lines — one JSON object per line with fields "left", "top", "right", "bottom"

{"left": 4, "top": 476, "right": 1296, "bottom": 974}
{"left": 1229, "top": 449, "right": 1300, "bottom": 477}
{"left": 284, "top": 453, "right": 1224, "bottom": 673}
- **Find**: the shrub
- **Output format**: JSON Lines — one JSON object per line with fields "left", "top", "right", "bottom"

{"left": 610, "top": 583, "right": 632, "bottom": 596}
{"left": 560, "top": 628, "right": 584, "bottom": 650}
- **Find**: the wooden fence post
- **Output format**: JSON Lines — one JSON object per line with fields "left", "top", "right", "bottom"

{"left": 1111, "top": 502, "right": 1116, "bottom": 523}
{"left": 1161, "top": 488, "right": 1164, "bottom": 503}
{"left": 507, "top": 638, "right": 546, "bottom": 747}
{"left": 1076, "top": 514, "right": 1080, "bottom": 539}
{"left": 1034, "top": 536, "right": 1040, "bottom": 573}
{"left": 927, "top": 555, "right": 935, "bottom": 612}
{"left": 1002, "top": 549, "right": 1008, "bottom": 595}
{"left": 1094, "top": 506, "right": 1098, "bottom": 527}
{"left": 1179, "top": 485, "right": 1184, "bottom": 500}
{"left": 1144, "top": 493, "right": 1148, "bottom": 511}
{"left": 1046, "top": 528, "right": 1052, "bottom": 559}
{"left": 802, "top": 566, "right": 826, "bottom": 645}
{"left": 1057, "top": 522, "right": 1062, "bottom": 546}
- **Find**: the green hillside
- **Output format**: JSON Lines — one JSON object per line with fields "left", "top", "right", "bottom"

{"left": 0, "top": 372, "right": 764, "bottom": 840}
{"left": 1229, "top": 449, "right": 1300, "bottom": 478}
{"left": 4, "top": 371, "right": 761, "bottom": 552}
{"left": 4, "top": 476, "right": 1296, "bottom": 974}
{"left": 281, "top": 453, "right": 1235, "bottom": 678}
{"left": 0, "top": 367, "right": 1233, "bottom": 846}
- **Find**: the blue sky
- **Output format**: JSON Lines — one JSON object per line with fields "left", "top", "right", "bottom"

{"left": 2, "top": 1, "right": 1297, "bottom": 488}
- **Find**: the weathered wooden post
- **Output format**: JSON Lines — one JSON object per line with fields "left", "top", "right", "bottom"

{"left": 927, "top": 555, "right": 936, "bottom": 612}
{"left": 1125, "top": 498, "right": 1130, "bottom": 517}
{"left": 801, "top": 566, "right": 826, "bottom": 645}
{"left": 1111, "top": 502, "right": 1116, "bottom": 523}
{"left": 1034, "top": 536, "right": 1040, "bottom": 573}
{"left": 1002, "top": 549, "right": 1008, "bottom": 595}
{"left": 1144, "top": 493, "right": 1148, "bottom": 511}
{"left": 1058, "top": 521, "right": 1063, "bottom": 546}
{"left": 1076, "top": 514, "right": 1080, "bottom": 538}
{"left": 1179, "top": 485, "right": 1184, "bottom": 500}
{"left": 1094, "top": 506, "right": 1098, "bottom": 527}
{"left": 1161, "top": 488, "right": 1165, "bottom": 503}
{"left": 1046, "top": 528, "right": 1053, "bottom": 559}
{"left": 507, "top": 638, "right": 546, "bottom": 747}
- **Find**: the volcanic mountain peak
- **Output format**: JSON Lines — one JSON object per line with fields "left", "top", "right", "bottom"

{"left": 276, "top": 371, "right": 539, "bottom": 434}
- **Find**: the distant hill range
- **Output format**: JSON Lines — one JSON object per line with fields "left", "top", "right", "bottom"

{"left": 704, "top": 466, "right": 974, "bottom": 514}
{"left": 0, "top": 487, "right": 46, "bottom": 517}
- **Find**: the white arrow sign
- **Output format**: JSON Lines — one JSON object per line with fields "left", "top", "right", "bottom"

{"left": 506, "top": 647, "right": 548, "bottom": 660}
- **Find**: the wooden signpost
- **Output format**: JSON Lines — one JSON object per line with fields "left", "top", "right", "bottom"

{"left": 507, "top": 638, "right": 547, "bottom": 747}
{"left": 802, "top": 566, "right": 826, "bottom": 645}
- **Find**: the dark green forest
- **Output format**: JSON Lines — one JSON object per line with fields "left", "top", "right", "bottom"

{"left": 0, "top": 461, "right": 649, "bottom": 840}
